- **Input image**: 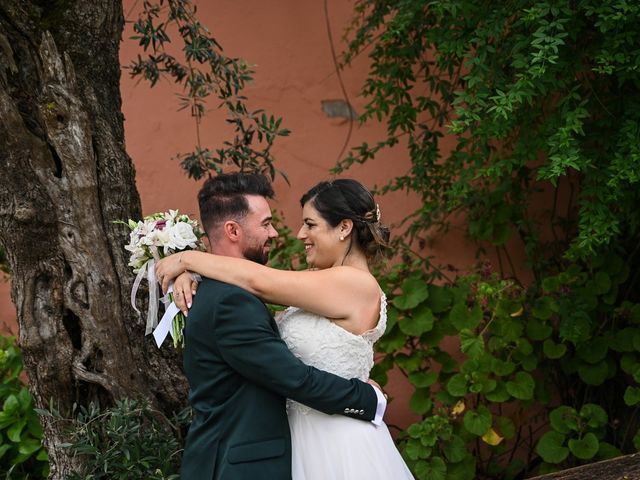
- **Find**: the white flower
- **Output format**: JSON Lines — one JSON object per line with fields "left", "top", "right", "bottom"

{"left": 166, "top": 221, "right": 198, "bottom": 253}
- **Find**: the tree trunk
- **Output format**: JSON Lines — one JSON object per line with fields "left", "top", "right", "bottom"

{"left": 0, "top": 1, "right": 188, "bottom": 477}
{"left": 528, "top": 453, "right": 640, "bottom": 479}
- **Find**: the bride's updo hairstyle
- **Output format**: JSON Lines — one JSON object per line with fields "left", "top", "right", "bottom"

{"left": 300, "top": 179, "right": 390, "bottom": 262}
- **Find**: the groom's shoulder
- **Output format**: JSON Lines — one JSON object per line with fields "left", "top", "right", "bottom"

{"left": 198, "top": 277, "right": 261, "bottom": 303}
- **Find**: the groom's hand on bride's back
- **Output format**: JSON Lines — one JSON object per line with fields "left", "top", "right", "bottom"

{"left": 367, "top": 379, "right": 387, "bottom": 400}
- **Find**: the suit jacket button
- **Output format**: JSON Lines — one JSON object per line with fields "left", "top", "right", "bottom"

{"left": 344, "top": 408, "right": 350, "bottom": 413}
{"left": 359, "top": 409, "right": 364, "bottom": 415}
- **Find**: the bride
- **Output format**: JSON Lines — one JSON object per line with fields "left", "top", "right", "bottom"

{"left": 156, "top": 178, "right": 414, "bottom": 479}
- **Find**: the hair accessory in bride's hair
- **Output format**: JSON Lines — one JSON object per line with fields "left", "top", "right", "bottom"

{"left": 364, "top": 204, "right": 381, "bottom": 223}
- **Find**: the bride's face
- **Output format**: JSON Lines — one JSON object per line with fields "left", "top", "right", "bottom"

{"left": 297, "top": 202, "right": 344, "bottom": 269}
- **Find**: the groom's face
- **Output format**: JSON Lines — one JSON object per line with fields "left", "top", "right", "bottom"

{"left": 238, "top": 195, "right": 278, "bottom": 264}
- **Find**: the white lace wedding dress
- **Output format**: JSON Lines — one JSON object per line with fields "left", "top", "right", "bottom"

{"left": 277, "top": 294, "right": 414, "bottom": 479}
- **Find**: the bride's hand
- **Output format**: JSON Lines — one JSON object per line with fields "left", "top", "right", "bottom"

{"left": 172, "top": 271, "right": 199, "bottom": 315}
{"left": 155, "top": 252, "right": 188, "bottom": 293}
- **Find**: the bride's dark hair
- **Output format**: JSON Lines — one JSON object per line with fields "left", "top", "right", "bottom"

{"left": 300, "top": 179, "right": 390, "bottom": 261}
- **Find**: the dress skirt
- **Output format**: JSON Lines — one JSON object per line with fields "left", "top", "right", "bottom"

{"left": 288, "top": 405, "right": 415, "bottom": 479}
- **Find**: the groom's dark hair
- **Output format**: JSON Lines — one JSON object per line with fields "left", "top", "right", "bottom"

{"left": 198, "top": 172, "right": 275, "bottom": 236}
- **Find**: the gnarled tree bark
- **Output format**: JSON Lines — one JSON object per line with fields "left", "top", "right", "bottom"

{"left": 529, "top": 453, "right": 640, "bottom": 479}
{"left": 0, "top": 1, "right": 187, "bottom": 477}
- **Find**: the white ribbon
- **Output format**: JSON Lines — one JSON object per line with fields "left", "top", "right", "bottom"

{"left": 153, "top": 283, "right": 181, "bottom": 348}
{"left": 130, "top": 247, "right": 162, "bottom": 335}
{"left": 130, "top": 261, "right": 148, "bottom": 316}
{"left": 130, "top": 252, "right": 200, "bottom": 347}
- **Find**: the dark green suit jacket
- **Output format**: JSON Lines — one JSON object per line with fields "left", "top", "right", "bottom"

{"left": 180, "top": 278, "right": 378, "bottom": 480}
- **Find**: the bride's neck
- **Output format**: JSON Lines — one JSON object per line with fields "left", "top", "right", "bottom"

{"left": 335, "top": 250, "right": 370, "bottom": 272}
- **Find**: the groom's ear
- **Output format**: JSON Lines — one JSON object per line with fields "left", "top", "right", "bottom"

{"left": 222, "top": 220, "right": 242, "bottom": 242}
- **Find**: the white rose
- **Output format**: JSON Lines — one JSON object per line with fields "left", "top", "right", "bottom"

{"left": 166, "top": 222, "right": 198, "bottom": 252}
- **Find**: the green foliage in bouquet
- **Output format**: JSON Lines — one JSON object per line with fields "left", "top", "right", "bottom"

{"left": 48, "top": 399, "right": 190, "bottom": 480}
{"left": 0, "top": 336, "right": 48, "bottom": 479}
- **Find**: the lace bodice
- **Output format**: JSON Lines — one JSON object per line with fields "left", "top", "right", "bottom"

{"left": 278, "top": 293, "right": 387, "bottom": 414}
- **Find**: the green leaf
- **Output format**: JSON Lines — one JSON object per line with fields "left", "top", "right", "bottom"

{"left": 17, "top": 388, "right": 32, "bottom": 411}
{"left": 446, "top": 374, "right": 468, "bottom": 397}
{"left": 634, "top": 429, "right": 640, "bottom": 451}
{"left": 18, "top": 438, "right": 42, "bottom": 455}
{"left": 578, "top": 360, "right": 608, "bottom": 385}
{"left": 491, "top": 357, "right": 516, "bottom": 376}
{"left": 394, "top": 277, "right": 429, "bottom": 310}
{"left": 404, "top": 438, "right": 426, "bottom": 460}
{"left": 407, "top": 423, "right": 423, "bottom": 438}
{"left": 536, "top": 431, "right": 569, "bottom": 464}
{"left": 532, "top": 297, "right": 553, "bottom": 320}
{"left": 543, "top": 339, "right": 567, "bottom": 359}
{"left": 624, "top": 386, "right": 640, "bottom": 406}
{"left": 399, "top": 305, "right": 435, "bottom": 336}
{"left": 445, "top": 456, "right": 476, "bottom": 480}
{"left": 633, "top": 330, "right": 640, "bottom": 352}
{"left": 449, "top": 303, "right": 482, "bottom": 330}
{"left": 409, "top": 371, "right": 439, "bottom": 389}
{"left": 597, "top": 441, "right": 622, "bottom": 460}
{"left": 36, "top": 448, "right": 48, "bottom": 461}
{"left": 559, "top": 310, "right": 592, "bottom": 343}
{"left": 526, "top": 320, "right": 552, "bottom": 341}
{"left": 587, "top": 272, "right": 611, "bottom": 296}
{"left": 3, "top": 395, "right": 19, "bottom": 414}
{"left": 433, "top": 350, "right": 458, "bottom": 373}
{"left": 485, "top": 382, "right": 510, "bottom": 402}
{"left": 409, "top": 388, "right": 433, "bottom": 415}
{"left": 443, "top": 435, "right": 467, "bottom": 463}
{"left": 463, "top": 405, "right": 491, "bottom": 436}
{"left": 612, "top": 328, "right": 636, "bottom": 352}
{"left": 427, "top": 285, "right": 453, "bottom": 313}
{"left": 568, "top": 432, "right": 599, "bottom": 460}
{"left": 395, "top": 352, "right": 423, "bottom": 372}
{"left": 542, "top": 276, "right": 560, "bottom": 292}
{"left": 378, "top": 325, "right": 406, "bottom": 353}
{"left": 460, "top": 330, "right": 485, "bottom": 358}
{"left": 415, "top": 456, "right": 446, "bottom": 480}
{"left": 7, "top": 418, "right": 26, "bottom": 442}
{"left": 580, "top": 404, "right": 607, "bottom": 428}
{"left": 0, "top": 444, "right": 11, "bottom": 460}
{"left": 550, "top": 406, "right": 577, "bottom": 434}
{"left": 576, "top": 337, "right": 608, "bottom": 364}
{"left": 620, "top": 353, "right": 639, "bottom": 375}
{"left": 506, "top": 372, "right": 535, "bottom": 400}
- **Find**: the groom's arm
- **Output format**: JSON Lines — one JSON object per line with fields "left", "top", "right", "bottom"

{"left": 213, "top": 288, "right": 385, "bottom": 423}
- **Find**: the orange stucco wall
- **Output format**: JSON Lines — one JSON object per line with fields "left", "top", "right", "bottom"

{"left": 0, "top": 1, "right": 505, "bottom": 429}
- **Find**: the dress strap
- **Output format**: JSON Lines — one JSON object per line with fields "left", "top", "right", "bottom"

{"left": 362, "top": 291, "right": 387, "bottom": 343}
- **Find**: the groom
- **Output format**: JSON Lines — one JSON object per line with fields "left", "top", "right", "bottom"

{"left": 178, "top": 173, "right": 386, "bottom": 479}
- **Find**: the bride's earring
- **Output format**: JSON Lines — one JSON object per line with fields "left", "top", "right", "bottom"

{"left": 339, "top": 235, "right": 345, "bottom": 241}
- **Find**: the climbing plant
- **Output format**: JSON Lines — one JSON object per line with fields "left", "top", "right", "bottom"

{"left": 341, "top": 1, "right": 640, "bottom": 478}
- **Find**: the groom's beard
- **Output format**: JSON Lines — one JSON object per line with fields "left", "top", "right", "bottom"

{"left": 243, "top": 243, "right": 270, "bottom": 265}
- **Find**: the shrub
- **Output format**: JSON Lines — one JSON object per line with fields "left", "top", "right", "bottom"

{"left": 49, "top": 399, "right": 189, "bottom": 480}
{"left": 0, "top": 336, "right": 48, "bottom": 479}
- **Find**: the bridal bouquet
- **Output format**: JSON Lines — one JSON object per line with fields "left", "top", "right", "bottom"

{"left": 122, "top": 210, "right": 205, "bottom": 349}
